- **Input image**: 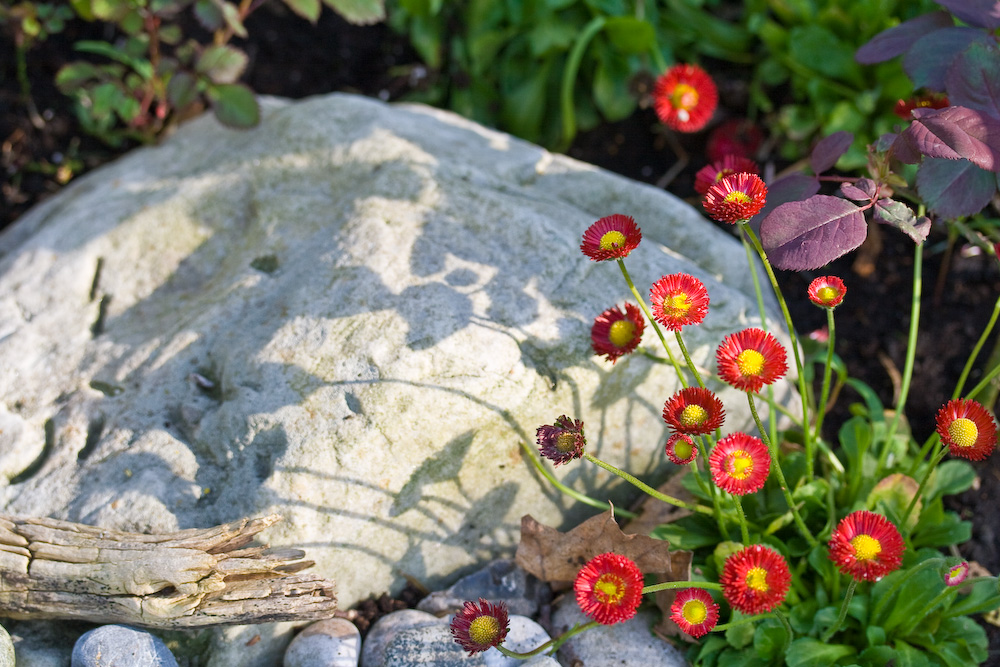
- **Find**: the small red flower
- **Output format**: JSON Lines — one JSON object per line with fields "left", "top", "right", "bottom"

{"left": 670, "top": 588, "right": 719, "bottom": 638}
{"left": 894, "top": 93, "right": 949, "bottom": 119}
{"left": 716, "top": 328, "right": 788, "bottom": 394}
{"left": 706, "top": 118, "right": 765, "bottom": 162}
{"left": 710, "top": 432, "right": 770, "bottom": 495}
{"left": 720, "top": 544, "right": 791, "bottom": 614}
{"left": 694, "top": 155, "right": 760, "bottom": 196}
{"left": 703, "top": 172, "right": 768, "bottom": 224}
{"left": 828, "top": 511, "right": 905, "bottom": 582}
{"left": 808, "top": 276, "right": 847, "bottom": 309}
{"left": 591, "top": 303, "right": 645, "bottom": 364}
{"left": 944, "top": 561, "right": 970, "bottom": 587}
{"left": 450, "top": 598, "right": 510, "bottom": 655}
{"left": 936, "top": 399, "right": 997, "bottom": 461}
{"left": 665, "top": 433, "right": 697, "bottom": 465}
{"left": 652, "top": 64, "right": 718, "bottom": 133}
{"left": 662, "top": 387, "right": 725, "bottom": 436}
{"left": 650, "top": 273, "right": 710, "bottom": 331}
{"left": 574, "top": 552, "right": 645, "bottom": 625}
{"left": 580, "top": 214, "right": 642, "bottom": 261}
{"left": 536, "top": 416, "right": 586, "bottom": 466}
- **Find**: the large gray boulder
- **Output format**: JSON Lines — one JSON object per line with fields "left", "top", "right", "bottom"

{"left": 0, "top": 93, "right": 791, "bottom": 610}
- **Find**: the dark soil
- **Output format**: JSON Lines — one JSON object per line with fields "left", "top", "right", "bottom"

{"left": 3, "top": 4, "right": 1000, "bottom": 659}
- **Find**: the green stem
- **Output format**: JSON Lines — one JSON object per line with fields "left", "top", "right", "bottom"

{"left": 898, "top": 587, "right": 958, "bottom": 637}
{"left": 738, "top": 222, "right": 813, "bottom": 480}
{"left": 773, "top": 608, "right": 793, "bottom": 656}
{"left": 497, "top": 620, "right": 600, "bottom": 658}
{"left": 641, "top": 580, "right": 723, "bottom": 594}
{"left": 617, "top": 258, "right": 689, "bottom": 387}
{"left": 964, "top": 359, "right": 1000, "bottom": 403}
{"left": 732, "top": 493, "right": 750, "bottom": 545}
{"left": 675, "top": 330, "right": 706, "bottom": 388}
{"left": 870, "top": 557, "right": 945, "bottom": 625}
{"left": 814, "top": 307, "right": 837, "bottom": 439}
{"left": 749, "top": 394, "right": 818, "bottom": 547}
{"left": 584, "top": 453, "right": 714, "bottom": 515}
{"left": 953, "top": 293, "right": 1000, "bottom": 399}
{"left": 901, "top": 445, "right": 948, "bottom": 531}
{"left": 820, "top": 578, "right": 857, "bottom": 642}
{"left": 876, "top": 242, "right": 923, "bottom": 480}
{"left": 692, "top": 445, "right": 730, "bottom": 538}
{"left": 740, "top": 226, "right": 779, "bottom": 445}
{"left": 519, "top": 440, "right": 637, "bottom": 519}
{"left": 560, "top": 17, "right": 606, "bottom": 149}
{"left": 712, "top": 613, "right": 773, "bottom": 632}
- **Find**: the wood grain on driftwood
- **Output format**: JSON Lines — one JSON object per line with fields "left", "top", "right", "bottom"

{"left": 0, "top": 514, "right": 337, "bottom": 628}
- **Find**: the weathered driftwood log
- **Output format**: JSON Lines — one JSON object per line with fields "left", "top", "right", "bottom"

{"left": 0, "top": 514, "right": 337, "bottom": 628}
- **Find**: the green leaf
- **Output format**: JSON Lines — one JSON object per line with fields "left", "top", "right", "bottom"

{"left": 193, "top": 0, "right": 223, "bottom": 30}
{"left": 74, "top": 40, "right": 154, "bottom": 79}
{"left": 205, "top": 83, "right": 260, "bottom": 128}
{"left": 220, "top": 1, "right": 248, "bottom": 38}
{"left": 197, "top": 45, "right": 249, "bottom": 84}
{"left": 528, "top": 23, "right": 576, "bottom": 57}
{"left": 592, "top": 49, "right": 634, "bottom": 122}
{"left": 879, "top": 566, "right": 942, "bottom": 632}
{"left": 892, "top": 640, "right": 933, "bottom": 667}
{"left": 603, "top": 16, "right": 655, "bottom": 54}
{"left": 725, "top": 619, "right": 755, "bottom": 649}
{"left": 753, "top": 618, "right": 788, "bottom": 661}
{"left": 928, "top": 460, "right": 977, "bottom": 499}
{"left": 320, "top": 0, "right": 385, "bottom": 24}
{"left": 785, "top": 638, "right": 855, "bottom": 667}
{"left": 911, "top": 508, "right": 970, "bottom": 548}
{"left": 651, "top": 513, "right": 723, "bottom": 550}
{"left": 281, "top": 0, "right": 322, "bottom": 21}
{"left": 865, "top": 625, "right": 886, "bottom": 647}
{"left": 166, "top": 71, "right": 200, "bottom": 109}
{"left": 55, "top": 62, "right": 102, "bottom": 92}
{"left": 858, "top": 646, "right": 897, "bottom": 665}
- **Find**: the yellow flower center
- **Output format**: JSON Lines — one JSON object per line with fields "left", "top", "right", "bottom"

{"left": 727, "top": 450, "right": 754, "bottom": 480}
{"left": 948, "top": 565, "right": 964, "bottom": 579}
{"left": 736, "top": 349, "right": 765, "bottom": 376}
{"left": 670, "top": 83, "right": 699, "bottom": 111}
{"left": 665, "top": 293, "right": 691, "bottom": 315}
{"left": 673, "top": 439, "right": 694, "bottom": 461}
{"left": 468, "top": 614, "right": 500, "bottom": 646}
{"left": 948, "top": 417, "right": 979, "bottom": 449}
{"left": 594, "top": 573, "right": 626, "bottom": 605}
{"left": 600, "top": 230, "right": 626, "bottom": 251}
{"left": 680, "top": 404, "right": 708, "bottom": 427}
{"left": 850, "top": 534, "right": 882, "bottom": 561}
{"left": 745, "top": 567, "right": 769, "bottom": 592}
{"left": 817, "top": 286, "right": 838, "bottom": 303}
{"left": 608, "top": 319, "right": 636, "bottom": 348}
{"left": 723, "top": 191, "right": 752, "bottom": 205}
{"left": 714, "top": 169, "right": 734, "bottom": 184}
{"left": 556, "top": 432, "right": 578, "bottom": 453}
{"left": 682, "top": 599, "right": 708, "bottom": 624}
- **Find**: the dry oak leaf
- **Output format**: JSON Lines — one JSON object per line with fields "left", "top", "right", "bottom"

{"left": 515, "top": 508, "right": 692, "bottom": 586}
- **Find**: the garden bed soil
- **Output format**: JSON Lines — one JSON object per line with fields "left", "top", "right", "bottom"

{"left": 3, "top": 5, "right": 1000, "bottom": 660}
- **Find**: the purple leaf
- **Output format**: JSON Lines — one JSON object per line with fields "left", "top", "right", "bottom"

{"left": 840, "top": 182, "right": 873, "bottom": 201}
{"left": 759, "top": 195, "right": 868, "bottom": 271}
{"left": 872, "top": 198, "right": 931, "bottom": 243}
{"left": 810, "top": 131, "right": 854, "bottom": 175}
{"left": 856, "top": 11, "right": 953, "bottom": 64}
{"left": 916, "top": 157, "right": 998, "bottom": 218}
{"left": 855, "top": 178, "right": 878, "bottom": 197}
{"left": 946, "top": 42, "right": 1000, "bottom": 119}
{"left": 903, "top": 28, "right": 995, "bottom": 91}
{"left": 747, "top": 173, "right": 821, "bottom": 236}
{"left": 934, "top": 0, "right": 1000, "bottom": 30}
{"left": 892, "top": 105, "right": 1000, "bottom": 171}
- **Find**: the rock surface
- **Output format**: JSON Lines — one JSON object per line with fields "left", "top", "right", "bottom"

{"left": 0, "top": 92, "right": 791, "bottom": 610}
{"left": 552, "top": 603, "right": 687, "bottom": 666}
{"left": 71, "top": 625, "right": 178, "bottom": 667}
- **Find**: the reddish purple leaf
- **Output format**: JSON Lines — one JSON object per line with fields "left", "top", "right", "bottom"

{"left": 840, "top": 182, "right": 873, "bottom": 201}
{"left": 892, "top": 105, "right": 1000, "bottom": 171}
{"left": 934, "top": 0, "right": 1000, "bottom": 30}
{"left": 903, "top": 28, "right": 994, "bottom": 92}
{"left": 747, "top": 173, "right": 820, "bottom": 236}
{"left": 759, "top": 195, "right": 868, "bottom": 271}
{"left": 946, "top": 42, "right": 1000, "bottom": 119}
{"left": 810, "top": 131, "right": 854, "bottom": 175}
{"left": 916, "top": 157, "right": 998, "bottom": 218}
{"left": 856, "top": 11, "right": 953, "bottom": 64}
{"left": 872, "top": 199, "right": 931, "bottom": 243}
{"left": 855, "top": 178, "right": 878, "bottom": 198}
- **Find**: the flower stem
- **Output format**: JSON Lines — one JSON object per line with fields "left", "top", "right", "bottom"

{"left": 691, "top": 447, "right": 730, "bottom": 538}
{"left": 641, "top": 580, "right": 723, "bottom": 594}
{"left": 560, "top": 17, "right": 606, "bottom": 149}
{"left": 674, "top": 330, "right": 706, "bottom": 388}
{"left": 497, "top": 620, "right": 600, "bottom": 658}
{"left": 616, "top": 259, "right": 689, "bottom": 387}
{"left": 820, "top": 578, "right": 857, "bottom": 642}
{"left": 749, "top": 394, "right": 818, "bottom": 547}
{"left": 712, "top": 612, "right": 772, "bottom": 632}
{"left": 952, "top": 293, "right": 1000, "bottom": 400}
{"left": 901, "top": 445, "right": 949, "bottom": 531}
{"left": 584, "top": 453, "right": 714, "bottom": 515}
{"left": 814, "top": 307, "right": 837, "bottom": 439}
{"left": 731, "top": 493, "right": 750, "bottom": 545}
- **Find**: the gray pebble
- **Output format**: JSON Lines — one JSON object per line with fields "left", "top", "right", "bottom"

{"left": 417, "top": 559, "right": 551, "bottom": 617}
{"left": 482, "top": 615, "right": 551, "bottom": 667}
{"left": 0, "top": 623, "right": 13, "bottom": 667}
{"left": 552, "top": 603, "right": 688, "bottom": 667}
{"left": 284, "top": 618, "right": 361, "bottom": 667}
{"left": 71, "top": 625, "right": 178, "bottom": 667}
{"left": 360, "top": 610, "right": 442, "bottom": 667}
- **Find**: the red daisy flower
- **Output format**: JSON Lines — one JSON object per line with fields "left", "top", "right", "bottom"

{"left": 580, "top": 214, "right": 642, "bottom": 261}
{"left": 944, "top": 561, "right": 969, "bottom": 587}
{"left": 936, "top": 399, "right": 997, "bottom": 461}
{"left": 652, "top": 64, "right": 718, "bottom": 133}
{"left": 450, "top": 598, "right": 510, "bottom": 655}
{"left": 574, "top": 552, "right": 644, "bottom": 625}
{"left": 709, "top": 432, "right": 770, "bottom": 495}
{"left": 662, "top": 387, "right": 725, "bottom": 436}
{"left": 591, "top": 303, "right": 645, "bottom": 363}
{"left": 828, "top": 510, "right": 905, "bottom": 582}
{"left": 694, "top": 155, "right": 760, "bottom": 196}
{"left": 807, "top": 276, "right": 847, "bottom": 309}
{"left": 894, "top": 93, "right": 949, "bottom": 119}
{"left": 720, "top": 545, "right": 791, "bottom": 614}
{"left": 649, "top": 273, "right": 710, "bottom": 331}
{"left": 716, "top": 328, "right": 788, "bottom": 394}
{"left": 665, "top": 433, "right": 697, "bottom": 465}
{"left": 536, "top": 415, "right": 586, "bottom": 466}
{"left": 703, "top": 172, "right": 768, "bottom": 224}
{"left": 670, "top": 588, "right": 719, "bottom": 638}
{"left": 706, "top": 118, "right": 765, "bottom": 162}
